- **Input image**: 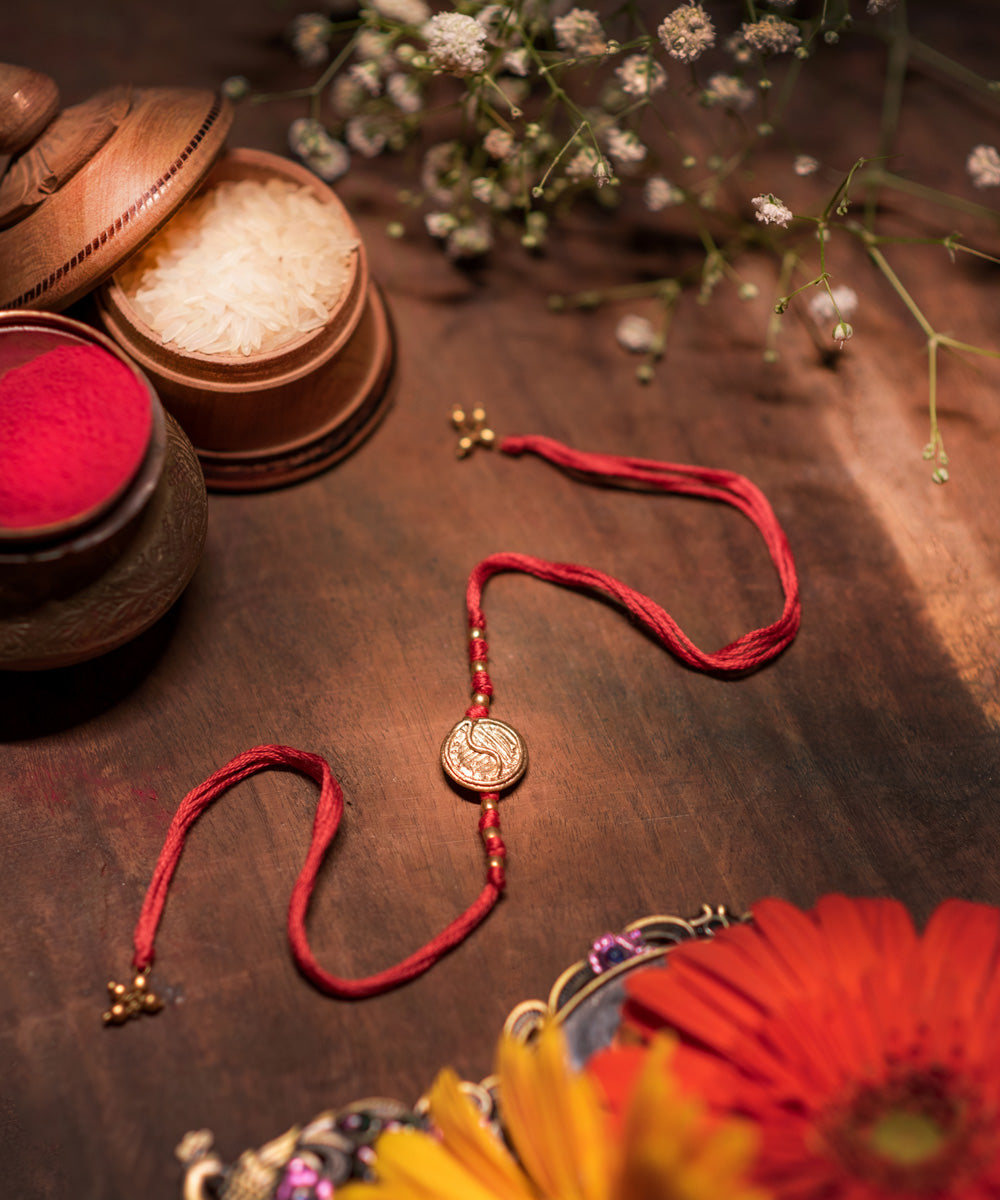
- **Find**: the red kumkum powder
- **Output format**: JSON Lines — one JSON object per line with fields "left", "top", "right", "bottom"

{"left": 0, "top": 343, "right": 152, "bottom": 532}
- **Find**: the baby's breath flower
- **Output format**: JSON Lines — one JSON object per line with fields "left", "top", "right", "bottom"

{"left": 330, "top": 74, "right": 368, "bottom": 118}
{"left": 658, "top": 3, "right": 715, "bottom": 63}
{"left": 221, "top": 75, "right": 250, "bottom": 100}
{"left": 615, "top": 54, "right": 667, "bottom": 98}
{"left": 523, "top": 210, "right": 548, "bottom": 249}
{"left": 386, "top": 72, "right": 423, "bottom": 112}
{"left": 368, "top": 0, "right": 431, "bottom": 24}
{"left": 348, "top": 61, "right": 383, "bottom": 96}
{"left": 616, "top": 314, "right": 657, "bottom": 352}
{"left": 967, "top": 144, "right": 1000, "bottom": 188}
{"left": 288, "top": 118, "right": 350, "bottom": 181}
{"left": 794, "top": 153, "right": 819, "bottom": 176}
{"left": 346, "top": 115, "right": 389, "bottom": 157}
{"left": 742, "top": 14, "right": 802, "bottom": 55}
{"left": 425, "top": 211, "right": 458, "bottom": 237}
{"left": 752, "top": 192, "right": 794, "bottom": 226}
{"left": 476, "top": 4, "right": 517, "bottom": 44}
{"left": 566, "top": 145, "right": 602, "bottom": 181}
{"left": 644, "top": 176, "right": 685, "bottom": 210}
{"left": 471, "top": 176, "right": 496, "bottom": 203}
{"left": 725, "top": 30, "right": 753, "bottom": 64}
{"left": 422, "top": 141, "right": 463, "bottom": 203}
{"left": 422, "top": 11, "right": 488, "bottom": 75}
{"left": 290, "top": 13, "right": 333, "bottom": 66}
{"left": 446, "top": 218, "right": 493, "bottom": 259}
{"left": 355, "top": 30, "right": 396, "bottom": 66}
{"left": 703, "top": 73, "right": 754, "bottom": 110}
{"left": 503, "top": 47, "right": 531, "bottom": 75}
{"left": 553, "top": 8, "right": 607, "bottom": 55}
{"left": 484, "top": 127, "right": 517, "bottom": 160}
{"left": 833, "top": 320, "right": 853, "bottom": 346}
{"left": 606, "top": 128, "right": 647, "bottom": 167}
{"left": 808, "top": 285, "right": 858, "bottom": 322}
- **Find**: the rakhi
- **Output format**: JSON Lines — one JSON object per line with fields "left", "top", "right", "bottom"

{"left": 102, "top": 423, "right": 800, "bottom": 1024}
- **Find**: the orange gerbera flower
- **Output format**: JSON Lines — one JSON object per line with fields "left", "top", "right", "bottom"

{"left": 590, "top": 895, "right": 1000, "bottom": 1199}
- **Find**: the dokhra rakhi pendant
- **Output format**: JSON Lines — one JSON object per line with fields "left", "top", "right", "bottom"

{"left": 440, "top": 717, "right": 528, "bottom": 792}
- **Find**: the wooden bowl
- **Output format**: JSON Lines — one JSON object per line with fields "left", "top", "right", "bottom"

{"left": 98, "top": 148, "right": 393, "bottom": 487}
{"left": 0, "top": 310, "right": 208, "bottom": 669}
{"left": 0, "top": 84, "right": 232, "bottom": 310}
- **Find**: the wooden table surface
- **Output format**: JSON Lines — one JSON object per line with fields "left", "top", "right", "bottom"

{"left": 4, "top": 2, "right": 1000, "bottom": 1197}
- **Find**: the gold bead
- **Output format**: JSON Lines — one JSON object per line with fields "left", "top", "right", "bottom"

{"left": 451, "top": 408, "right": 466, "bottom": 428}
{"left": 471, "top": 407, "right": 486, "bottom": 424}
{"left": 112, "top": 982, "right": 127, "bottom": 998}
{"left": 472, "top": 692, "right": 491, "bottom": 707}
{"left": 457, "top": 435, "right": 474, "bottom": 457}
{"left": 478, "top": 428, "right": 496, "bottom": 447}
{"left": 143, "top": 992, "right": 164, "bottom": 1012}
{"left": 470, "top": 660, "right": 488, "bottom": 674}
{"left": 106, "top": 980, "right": 119, "bottom": 995}
{"left": 110, "top": 1003, "right": 126, "bottom": 1020}
{"left": 468, "top": 627, "right": 484, "bottom": 641}
{"left": 480, "top": 797, "right": 498, "bottom": 812}
{"left": 487, "top": 855, "right": 505, "bottom": 870}
{"left": 480, "top": 827, "right": 502, "bottom": 846}
{"left": 133, "top": 974, "right": 148, "bottom": 992}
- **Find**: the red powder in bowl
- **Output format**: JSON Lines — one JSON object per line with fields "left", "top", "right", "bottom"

{"left": 0, "top": 343, "right": 152, "bottom": 532}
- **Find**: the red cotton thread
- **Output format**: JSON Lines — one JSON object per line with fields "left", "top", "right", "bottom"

{"left": 0, "top": 343, "right": 152, "bottom": 531}
{"left": 466, "top": 435, "right": 801, "bottom": 674}
{"left": 131, "top": 745, "right": 503, "bottom": 1001}
{"left": 116, "top": 435, "right": 800, "bottom": 1011}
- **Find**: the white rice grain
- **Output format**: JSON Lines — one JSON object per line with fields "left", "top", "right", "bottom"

{"left": 116, "top": 177, "right": 358, "bottom": 357}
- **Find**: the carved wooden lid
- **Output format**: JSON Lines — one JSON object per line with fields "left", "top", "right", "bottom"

{"left": 0, "top": 65, "right": 232, "bottom": 312}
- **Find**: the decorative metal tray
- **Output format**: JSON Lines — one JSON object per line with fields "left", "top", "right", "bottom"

{"left": 178, "top": 905, "right": 743, "bottom": 1200}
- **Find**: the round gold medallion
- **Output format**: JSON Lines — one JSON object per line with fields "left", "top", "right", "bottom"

{"left": 440, "top": 717, "right": 527, "bottom": 792}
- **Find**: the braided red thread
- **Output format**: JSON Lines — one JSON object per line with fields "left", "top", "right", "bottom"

{"left": 479, "top": 798, "right": 506, "bottom": 888}
{"left": 465, "top": 435, "right": 800, "bottom": 674}
{"left": 130, "top": 745, "right": 502, "bottom": 1000}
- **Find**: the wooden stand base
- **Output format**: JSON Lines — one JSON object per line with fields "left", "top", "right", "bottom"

{"left": 196, "top": 285, "right": 394, "bottom": 492}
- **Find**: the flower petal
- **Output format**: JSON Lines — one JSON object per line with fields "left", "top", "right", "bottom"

{"left": 424, "top": 1068, "right": 535, "bottom": 1199}
{"left": 338, "top": 1127, "right": 512, "bottom": 1200}
{"left": 613, "top": 1037, "right": 768, "bottom": 1200}
{"left": 497, "top": 1023, "right": 612, "bottom": 1200}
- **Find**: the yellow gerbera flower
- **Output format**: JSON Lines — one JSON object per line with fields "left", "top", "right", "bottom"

{"left": 338, "top": 1022, "right": 769, "bottom": 1200}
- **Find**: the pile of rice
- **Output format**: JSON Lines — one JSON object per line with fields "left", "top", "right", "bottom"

{"left": 116, "top": 177, "right": 358, "bottom": 357}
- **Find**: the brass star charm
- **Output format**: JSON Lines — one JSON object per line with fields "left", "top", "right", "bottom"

{"left": 102, "top": 970, "right": 164, "bottom": 1025}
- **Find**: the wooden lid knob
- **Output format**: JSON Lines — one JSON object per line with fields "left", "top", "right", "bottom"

{"left": 0, "top": 64, "right": 60, "bottom": 157}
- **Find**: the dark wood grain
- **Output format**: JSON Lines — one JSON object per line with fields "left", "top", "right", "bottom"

{"left": 4, "top": 3, "right": 1000, "bottom": 1197}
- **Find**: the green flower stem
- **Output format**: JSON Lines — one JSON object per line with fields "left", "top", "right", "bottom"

{"left": 864, "top": 4, "right": 909, "bottom": 227}
{"left": 551, "top": 278, "right": 682, "bottom": 309}
{"left": 936, "top": 335, "right": 1000, "bottom": 360}
{"left": 859, "top": 167, "right": 1000, "bottom": 225}
{"left": 864, "top": 242, "right": 976, "bottom": 478}
{"left": 905, "top": 35, "right": 1000, "bottom": 97}
{"left": 534, "top": 121, "right": 588, "bottom": 195}
{"left": 866, "top": 243, "right": 934, "bottom": 337}
{"left": 825, "top": 156, "right": 877, "bottom": 222}
{"left": 250, "top": 29, "right": 363, "bottom": 116}
{"left": 765, "top": 251, "right": 799, "bottom": 361}
{"left": 951, "top": 243, "right": 1000, "bottom": 268}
